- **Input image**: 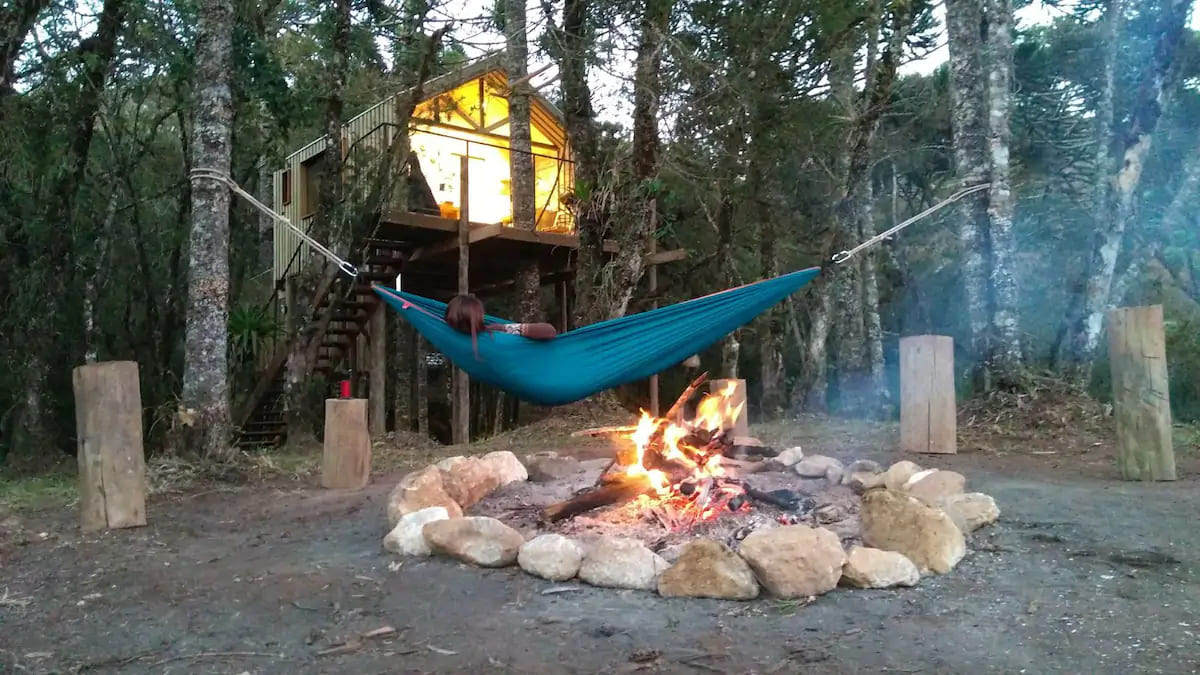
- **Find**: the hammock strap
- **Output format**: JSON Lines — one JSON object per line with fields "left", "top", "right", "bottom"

{"left": 831, "top": 182, "right": 992, "bottom": 264}
{"left": 189, "top": 168, "right": 359, "bottom": 278}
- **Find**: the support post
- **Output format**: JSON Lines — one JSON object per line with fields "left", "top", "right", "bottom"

{"left": 709, "top": 378, "right": 749, "bottom": 436}
{"left": 452, "top": 153, "right": 471, "bottom": 444}
{"left": 369, "top": 301, "right": 386, "bottom": 437}
{"left": 73, "top": 361, "right": 147, "bottom": 531}
{"left": 899, "top": 335, "right": 956, "bottom": 454}
{"left": 648, "top": 238, "right": 660, "bottom": 417}
{"left": 322, "top": 398, "right": 371, "bottom": 489}
{"left": 1106, "top": 305, "right": 1176, "bottom": 481}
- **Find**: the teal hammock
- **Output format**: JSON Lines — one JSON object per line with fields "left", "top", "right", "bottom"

{"left": 372, "top": 267, "right": 820, "bottom": 406}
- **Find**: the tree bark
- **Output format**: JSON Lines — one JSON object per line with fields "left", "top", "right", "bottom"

{"left": 592, "top": 0, "right": 672, "bottom": 321}
{"left": 182, "top": 0, "right": 235, "bottom": 459}
{"left": 1059, "top": 0, "right": 1190, "bottom": 383}
{"left": 0, "top": 0, "right": 49, "bottom": 98}
{"left": 559, "top": 0, "right": 605, "bottom": 326}
{"left": 945, "top": 0, "right": 993, "bottom": 382}
{"left": 826, "top": 4, "right": 912, "bottom": 416}
{"left": 506, "top": 0, "right": 541, "bottom": 322}
{"left": 984, "top": 0, "right": 1022, "bottom": 380}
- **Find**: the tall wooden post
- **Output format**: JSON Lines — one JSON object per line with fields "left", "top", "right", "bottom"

{"left": 452, "top": 153, "right": 471, "bottom": 445}
{"left": 1107, "top": 305, "right": 1176, "bottom": 481}
{"left": 648, "top": 237, "right": 660, "bottom": 416}
{"left": 899, "top": 335, "right": 956, "bottom": 454}
{"left": 368, "top": 302, "right": 387, "bottom": 437}
{"left": 73, "top": 361, "right": 147, "bottom": 531}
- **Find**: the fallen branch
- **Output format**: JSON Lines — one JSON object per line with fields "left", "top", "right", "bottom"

{"left": 149, "top": 651, "right": 282, "bottom": 667}
{"left": 542, "top": 473, "right": 657, "bottom": 522}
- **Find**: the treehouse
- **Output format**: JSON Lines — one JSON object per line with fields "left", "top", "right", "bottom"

{"left": 236, "top": 54, "right": 684, "bottom": 449}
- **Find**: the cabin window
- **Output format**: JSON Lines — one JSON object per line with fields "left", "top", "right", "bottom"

{"left": 281, "top": 170, "right": 292, "bottom": 206}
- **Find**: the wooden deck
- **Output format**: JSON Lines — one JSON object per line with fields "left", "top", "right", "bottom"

{"left": 370, "top": 209, "right": 683, "bottom": 298}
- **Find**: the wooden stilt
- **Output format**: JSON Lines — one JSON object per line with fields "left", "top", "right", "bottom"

{"left": 452, "top": 153, "right": 471, "bottom": 445}
{"left": 648, "top": 237, "right": 660, "bottom": 417}
{"left": 1107, "top": 305, "right": 1176, "bottom": 481}
{"left": 73, "top": 361, "right": 147, "bottom": 531}
{"left": 899, "top": 335, "right": 956, "bottom": 454}
{"left": 322, "top": 398, "right": 371, "bottom": 489}
{"left": 369, "top": 301, "right": 387, "bottom": 437}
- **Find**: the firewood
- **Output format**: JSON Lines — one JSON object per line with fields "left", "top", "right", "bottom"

{"left": 664, "top": 371, "right": 709, "bottom": 422}
{"left": 541, "top": 474, "right": 657, "bottom": 522}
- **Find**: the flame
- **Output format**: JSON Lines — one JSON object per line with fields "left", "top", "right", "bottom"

{"left": 618, "top": 384, "right": 749, "bottom": 527}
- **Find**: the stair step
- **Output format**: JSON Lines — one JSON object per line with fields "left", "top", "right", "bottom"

{"left": 365, "top": 238, "right": 409, "bottom": 250}
{"left": 364, "top": 255, "right": 406, "bottom": 266}
{"left": 328, "top": 327, "right": 361, "bottom": 335}
{"left": 359, "top": 271, "right": 397, "bottom": 282}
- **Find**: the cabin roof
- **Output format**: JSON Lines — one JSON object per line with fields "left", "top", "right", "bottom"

{"left": 285, "top": 52, "right": 565, "bottom": 164}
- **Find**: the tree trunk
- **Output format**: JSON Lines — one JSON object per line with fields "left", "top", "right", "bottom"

{"left": 559, "top": 0, "right": 605, "bottom": 326}
{"left": 945, "top": 0, "right": 993, "bottom": 384}
{"left": 828, "top": 4, "right": 913, "bottom": 416}
{"left": 984, "top": 0, "right": 1022, "bottom": 380}
{"left": 506, "top": 0, "right": 542, "bottom": 322}
{"left": 758, "top": 214, "right": 785, "bottom": 420}
{"left": 1059, "top": 0, "right": 1190, "bottom": 383}
{"left": 182, "top": 0, "right": 235, "bottom": 459}
{"left": 0, "top": 0, "right": 49, "bottom": 98}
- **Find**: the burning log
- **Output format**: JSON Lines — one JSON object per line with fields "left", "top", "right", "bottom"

{"left": 597, "top": 372, "right": 711, "bottom": 484}
{"left": 540, "top": 473, "right": 658, "bottom": 523}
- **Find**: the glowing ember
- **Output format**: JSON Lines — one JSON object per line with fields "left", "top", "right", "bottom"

{"left": 618, "top": 384, "right": 748, "bottom": 528}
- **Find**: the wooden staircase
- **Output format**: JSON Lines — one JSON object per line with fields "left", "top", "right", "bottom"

{"left": 233, "top": 242, "right": 408, "bottom": 449}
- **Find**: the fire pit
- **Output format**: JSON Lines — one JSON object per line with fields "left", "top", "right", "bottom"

{"left": 384, "top": 376, "right": 1001, "bottom": 601}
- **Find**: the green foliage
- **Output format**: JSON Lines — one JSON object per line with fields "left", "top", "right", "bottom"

{"left": 0, "top": 473, "right": 77, "bottom": 513}
{"left": 229, "top": 304, "right": 283, "bottom": 371}
{"left": 1164, "top": 319, "right": 1200, "bottom": 422}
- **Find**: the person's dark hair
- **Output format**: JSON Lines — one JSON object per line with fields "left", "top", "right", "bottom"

{"left": 445, "top": 293, "right": 486, "bottom": 358}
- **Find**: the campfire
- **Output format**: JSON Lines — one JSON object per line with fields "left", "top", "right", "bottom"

{"left": 540, "top": 373, "right": 799, "bottom": 528}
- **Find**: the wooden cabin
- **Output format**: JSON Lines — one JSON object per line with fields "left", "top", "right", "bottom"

{"left": 270, "top": 53, "right": 577, "bottom": 287}
{"left": 235, "top": 54, "right": 683, "bottom": 449}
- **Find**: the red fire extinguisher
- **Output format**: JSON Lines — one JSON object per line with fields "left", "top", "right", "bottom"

{"left": 339, "top": 379, "right": 351, "bottom": 399}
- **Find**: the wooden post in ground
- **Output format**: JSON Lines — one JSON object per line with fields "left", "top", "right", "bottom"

{"left": 322, "top": 398, "right": 371, "bottom": 489}
{"left": 708, "top": 378, "right": 749, "bottom": 436}
{"left": 899, "top": 335, "right": 956, "bottom": 454}
{"left": 1106, "top": 305, "right": 1176, "bottom": 481}
{"left": 73, "top": 361, "right": 147, "bottom": 531}
{"left": 452, "top": 153, "right": 471, "bottom": 445}
{"left": 368, "top": 302, "right": 386, "bottom": 437}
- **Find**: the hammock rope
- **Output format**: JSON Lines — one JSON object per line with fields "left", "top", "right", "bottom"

{"left": 189, "top": 168, "right": 359, "bottom": 278}
{"left": 831, "top": 182, "right": 992, "bottom": 264}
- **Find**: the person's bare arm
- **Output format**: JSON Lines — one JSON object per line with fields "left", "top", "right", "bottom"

{"left": 517, "top": 322, "right": 558, "bottom": 340}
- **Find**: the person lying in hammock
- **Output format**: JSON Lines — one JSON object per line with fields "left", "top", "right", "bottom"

{"left": 444, "top": 293, "right": 558, "bottom": 340}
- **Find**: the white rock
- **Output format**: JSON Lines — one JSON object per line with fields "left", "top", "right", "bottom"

{"left": 906, "top": 469, "right": 966, "bottom": 505}
{"left": 383, "top": 506, "right": 450, "bottom": 556}
{"left": 936, "top": 492, "right": 1000, "bottom": 533}
{"left": 841, "top": 546, "right": 920, "bottom": 588}
{"left": 578, "top": 537, "right": 669, "bottom": 591}
{"left": 738, "top": 525, "right": 846, "bottom": 598}
{"left": 795, "top": 455, "right": 843, "bottom": 479}
{"left": 422, "top": 516, "right": 525, "bottom": 567}
{"left": 860, "top": 489, "right": 966, "bottom": 574}
{"left": 519, "top": 534, "right": 584, "bottom": 581}
{"left": 883, "top": 460, "right": 924, "bottom": 492}
{"left": 386, "top": 467, "right": 463, "bottom": 528}
{"left": 480, "top": 451, "right": 528, "bottom": 485}
{"left": 775, "top": 446, "right": 805, "bottom": 467}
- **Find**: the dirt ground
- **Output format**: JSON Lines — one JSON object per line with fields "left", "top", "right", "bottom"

{"left": 2, "top": 407, "right": 1199, "bottom": 674}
